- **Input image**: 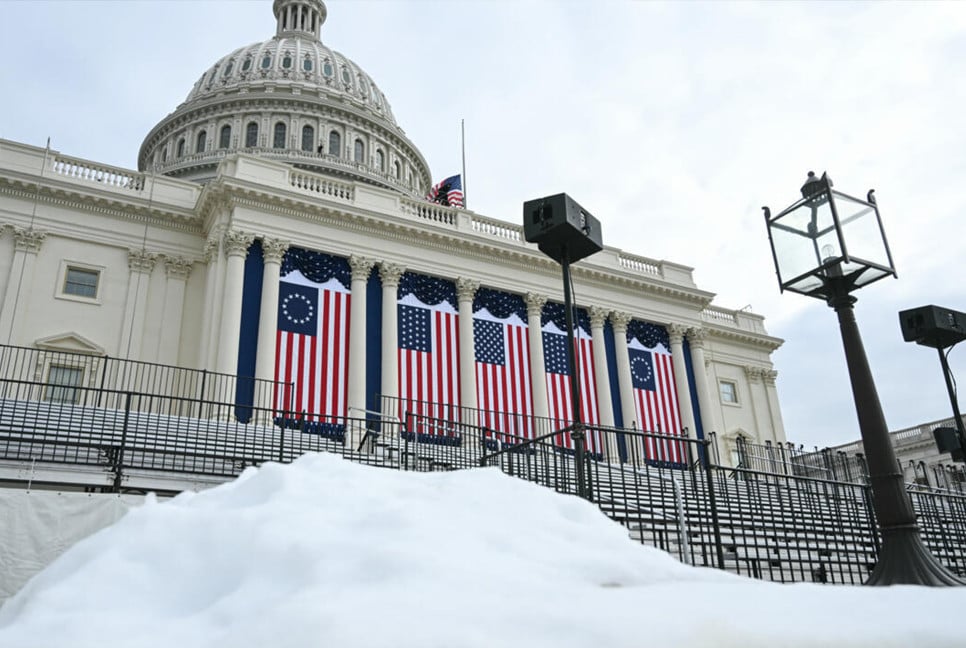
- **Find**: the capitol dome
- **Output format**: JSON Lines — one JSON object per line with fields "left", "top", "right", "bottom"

{"left": 138, "top": 0, "right": 431, "bottom": 196}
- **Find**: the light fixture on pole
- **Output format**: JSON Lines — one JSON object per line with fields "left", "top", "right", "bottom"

{"left": 523, "top": 193, "right": 603, "bottom": 499}
{"left": 763, "top": 171, "right": 963, "bottom": 586}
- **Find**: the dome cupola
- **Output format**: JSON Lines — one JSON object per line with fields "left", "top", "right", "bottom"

{"left": 138, "top": 0, "right": 431, "bottom": 197}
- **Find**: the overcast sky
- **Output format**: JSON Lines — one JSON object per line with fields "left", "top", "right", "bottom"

{"left": 2, "top": 0, "right": 966, "bottom": 450}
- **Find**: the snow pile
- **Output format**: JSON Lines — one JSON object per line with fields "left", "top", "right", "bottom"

{"left": 1, "top": 453, "right": 963, "bottom": 647}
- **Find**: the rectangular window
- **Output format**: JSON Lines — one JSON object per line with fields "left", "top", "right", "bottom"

{"left": 719, "top": 380, "right": 738, "bottom": 404}
{"left": 64, "top": 267, "right": 99, "bottom": 298}
{"left": 45, "top": 365, "right": 83, "bottom": 404}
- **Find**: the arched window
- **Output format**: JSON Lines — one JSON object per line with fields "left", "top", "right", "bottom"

{"left": 394, "top": 161, "right": 401, "bottom": 179}
{"left": 282, "top": 54, "right": 292, "bottom": 69}
{"left": 273, "top": 122, "right": 286, "bottom": 149}
{"left": 176, "top": 138, "right": 185, "bottom": 158}
{"left": 245, "top": 122, "right": 258, "bottom": 147}
{"left": 261, "top": 54, "right": 272, "bottom": 69}
{"left": 303, "top": 56, "right": 313, "bottom": 72}
{"left": 219, "top": 125, "right": 231, "bottom": 149}
{"left": 161, "top": 148, "right": 167, "bottom": 163}
{"left": 301, "top": 125, "right": 314, "bottom": 152}
{"left": 328, "top": 131, "right": 341, "bottom": 157}
{"left": 375, "top": 149, "right": 385, "bottom": 172}
{"left": 196, "top": 130, "right": 207, "bottom": 153}
{"left": 353, "top": 138, "right": 364, "bottom": 163}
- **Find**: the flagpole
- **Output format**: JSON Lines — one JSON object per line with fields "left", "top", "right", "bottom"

{"left": 460, "top": 119, "right": 467, "bottom": 209}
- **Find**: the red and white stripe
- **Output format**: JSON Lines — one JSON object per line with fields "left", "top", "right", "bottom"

{"left": 545, "top": 324, "right": 602, "bottom": 454}
{"left": 631, "top": 342, "right": 686, "bottom": 465}
{"left": 475, "top": 314, "right": 533, "bottom": 443}
{"left": 398, "top": 298, "right": 461, "bottom": 433}
{"left": 274, "top": 278, "right": 350, "bottom": 423}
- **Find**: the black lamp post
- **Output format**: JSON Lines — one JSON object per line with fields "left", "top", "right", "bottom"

{"left": 763, "top": 171, "right": 963, "bottom": 586}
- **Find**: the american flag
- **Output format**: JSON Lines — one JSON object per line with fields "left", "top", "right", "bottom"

{"left": 542, "top": 320, "right": 601, "bottom": 453}
{"left": 274, "top": 272, "right": 350, "bottom": 422}
{"left": 629, "top": 338, "right": 686, "bottom": 466}
{"left": 398, "top": 292, "right": 461, "bottom": 434}
{"left": 427, "top": 174, "right": 464, "bottom": 208}
{"left": 474, "top": 307, "right": 533, "bottom": 443}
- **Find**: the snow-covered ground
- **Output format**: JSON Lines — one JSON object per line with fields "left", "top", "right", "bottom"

{"left": 0, "top": 453, "right": 963, "bottom": 647}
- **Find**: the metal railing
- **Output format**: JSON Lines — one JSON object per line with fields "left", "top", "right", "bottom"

{"left": 1, "top": 347, "right": 965, "bottom": 584}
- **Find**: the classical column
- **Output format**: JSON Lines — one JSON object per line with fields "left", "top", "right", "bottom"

{"left": 156, "top": 256, "right": 192, "bottom": 364}
{"left": 119, "top": 249, "right": 159, "bottom": 360}
{"left": 0, "top": 227, "right": 46, "bottom": 346}
{"left": 215, "top": 230, "right": 255, "bottom": 376}
{"left": 743, "top": 365, "right": 767, "bottom": 440}
{"left": 455, "top": 277, "right": 479, "bottom": 416}
{"left": 346, "top": 255, "right": 374, "bottom": 446}
{"left": 254, "top": 238, "right": 289, "bottom": 414}
{"left": 686, "top": 327, "right": 717, "bottom": 437}
{"left": 588, "top": 306, "right": 615, "bottom": 428}
{"left": 525, "top": 293, "right": 550, "bottom": 422}
{"left": 198, "top": 232, "right": 224, "bottom": 371}
{"left": 610, "top": 312, "right": 636, "bottom": 431}
{"left": 762, "top": 369, "right": 786, "bottom": 443}
{"left": 668, "top": 323, "right": 697, "bottom": 437}
{"left": 379, "top": 262, "right": 405, "bottom": 417}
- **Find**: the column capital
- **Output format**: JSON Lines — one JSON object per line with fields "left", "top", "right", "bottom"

{"left": 763, "top": 369, "right": 778, "bottom": 385}
{"left": 379, "top": 262, "right": 406, "bottom": 288}
{"left": 455, "top": 277, "right": 480, "bottom": 302}
{"left": 128, "top": 249, "right": 159, "bottom": 274}
{"left": 261, "top": 237, "right": 290, "bottom": 264}
{"left": 223, "top": 230, "right": 255, "bottom": 258}
{"left": 668, "top": 323, "right": 688, "bottom": 345}
{"left": 525, "top": 292, "right": 547, "bottom": 318}
{"left": 687, "top": 327, "right": 708, "bottom": 349}
{"left": 609, "top": 311, "right": 632, "bottom": 332}
{"left": 12, "top": 227, "right": 46, "bottom": 254}
{"left": 589, "top": 306, "right": 609, "bottom": 329}
{"left": 203, "top": 237, "right": 219, "bottom": 263}
{"left": 164, "top": 256, "right": 192, "bottom": 280}
{"left": 348, "top": 255, "right": 375, "bottom": 281}
{"left": 744, "top": 365, "right": 765, "bottom": 382}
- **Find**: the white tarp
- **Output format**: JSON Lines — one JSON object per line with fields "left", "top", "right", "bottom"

{"left": 0, "top": 490, "right": 141, "bottom": 602}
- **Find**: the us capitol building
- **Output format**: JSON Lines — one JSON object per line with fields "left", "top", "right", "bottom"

{"left": 0, "top": 0, "right": 785, "bottom": 465}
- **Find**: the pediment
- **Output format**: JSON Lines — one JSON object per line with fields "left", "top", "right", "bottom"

{"left": 34, "top": 332, "right": 105, "bottom": 356}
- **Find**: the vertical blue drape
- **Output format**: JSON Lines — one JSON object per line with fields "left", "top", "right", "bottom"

{"left": 236, "top": 239, "right": 264, "bottom": 421}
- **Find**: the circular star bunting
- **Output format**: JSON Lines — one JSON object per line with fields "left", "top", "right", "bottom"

{"left": 282, "top": 292, "right": 314, "bottom": 325}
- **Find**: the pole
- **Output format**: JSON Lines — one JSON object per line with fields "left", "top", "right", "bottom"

{"left": 937, "top": 346, "right": 966, "bottom": 458}
{"left": 460, "top": 119, "right": 467, "bottom": 209}
{"left": 829, "top": 285, "right": 962, "bottom": 585}
{"left": 560, "top": 249, "right": 587, "bottom": 499}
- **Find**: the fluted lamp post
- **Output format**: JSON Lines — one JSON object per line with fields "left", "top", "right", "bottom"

{"left": 763, "top": 171, "right": 963, "bottom": 586}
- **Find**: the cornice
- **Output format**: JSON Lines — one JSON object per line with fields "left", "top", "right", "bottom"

{"left": 703, "top": 324, "right": 784, "bottom": 352}
{"left": 0, "top": 176, "right": 202, "bottom": 235}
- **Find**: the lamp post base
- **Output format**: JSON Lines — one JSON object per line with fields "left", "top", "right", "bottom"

{"left": 867, "top": 525, "right": 965, "bottom": 586}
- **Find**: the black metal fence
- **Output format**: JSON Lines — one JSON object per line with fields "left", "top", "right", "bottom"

{"left": 1, "top": 344, "right": 965, "bottom": 583}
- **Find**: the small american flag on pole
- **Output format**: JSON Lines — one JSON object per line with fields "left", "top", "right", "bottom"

{"left": 427, "top": 174, "right": 464, "bottom": 208}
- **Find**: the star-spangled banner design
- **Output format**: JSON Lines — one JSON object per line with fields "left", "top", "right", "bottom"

{"left": 542, "top": 320, "right": 602, "bottom": 454}
{"left": 627, "top": 330, "right": 687, "bottom": 467}
{"left": 274, "top": 270, "right": 350, "bottom": 423}
{"left": 397, "top": 286, "right": 461, "bottom": 434}
{"left": 474, "top": 305, "right": 533, "bottom": 442}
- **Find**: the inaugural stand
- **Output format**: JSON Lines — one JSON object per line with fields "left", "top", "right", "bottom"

{"left": 523, "top": 193, "right": 603, "bottom": 499}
